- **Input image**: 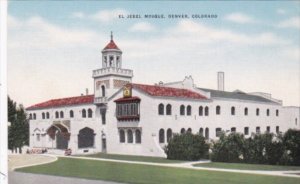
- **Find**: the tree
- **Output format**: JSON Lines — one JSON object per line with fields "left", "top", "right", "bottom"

{"left": 282, "top": 129, "right": 300, "bottom": 165}
{"left": 165, "top": 133, "right": 209, "bottom": 161}
{"left": 8, "top": 96, "right": 29, "bottom": 153}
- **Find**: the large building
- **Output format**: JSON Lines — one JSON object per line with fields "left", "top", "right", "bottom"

{"left": 27, "top": 34, "right": 300, "bottom": 157}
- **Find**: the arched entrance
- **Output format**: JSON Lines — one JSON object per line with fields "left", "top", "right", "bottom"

{"left": 47, "top": 124, "right": 70, "bottom": 150}
{"left": 78, "top": 127, "right": 95, "bottom": 148}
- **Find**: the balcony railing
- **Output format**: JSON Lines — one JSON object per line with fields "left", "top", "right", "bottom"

{"left": 94, "top": 97, "right": 108, "bottom": 104}
{"left": 93, "top": 67, "right": 133, "bottom": 78}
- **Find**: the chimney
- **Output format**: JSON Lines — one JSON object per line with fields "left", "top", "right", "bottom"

{"left": 86, "top": 88, "right": 89, "bottom": 95}
{"left": 217, "top": 72, "right": 224, "bottom": 91}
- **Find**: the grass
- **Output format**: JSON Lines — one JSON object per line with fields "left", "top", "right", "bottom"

{"left": 16, "top": 157, "right": 300, "bottom": 184}
{"left": 80, "top": 153, "right": 183, "bottom": 163}
{"left": 194, "top": 162, "right": 300, "bottom": 171}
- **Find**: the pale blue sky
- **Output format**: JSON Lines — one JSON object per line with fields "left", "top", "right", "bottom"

{"left": 7, "top": 1, "right": 300, "bottom": 107}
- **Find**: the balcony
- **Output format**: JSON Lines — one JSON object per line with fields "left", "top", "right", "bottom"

{"left": 93, "top": 67, "right": 133, "bottom": 78}
{"left": 94, "top": 97, "right": 108, "bottom": 104}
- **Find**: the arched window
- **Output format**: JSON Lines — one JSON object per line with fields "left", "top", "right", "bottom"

{"left": 276, "top": 126, "right": 280, "bottom": 134}
{"left": 276, "top": 109, "right": 279, "bottom": 116}
{"left": 199, "top": 128, "right": 204, "bottom": 136}
{"left": 266, "top": 109, "right": 270, "bottom": 116}
{"left": 231, "top": 106, "right": 235, "bottom": 115}
{"left": 216, "top": 128, "right": 222, "bottom": 137}
{"left": 187, "top": 105, "right": 192, "bottom": 116}
{"left": 256, "top": 126, "right": 260, "bottom": 134}
{"left": 60, "top": 111, "right": 64, "bottom": 118}
{"left": 256, "top": 108, "right": 260, "bottom": 116}
{"left": 119, "top": 129, "right": 125, "bottom": 143}
{"left": 55, "top": 111, "right": 59, "bottom": 119}
{"left": 205, "top": 106, "right": 209, "bottom": 116}
{"left": 42, "top": 112, "right": 45, "bottom": 119}
{"left": 46, "top": 112, "right": 50, "bottom": 119}
{"left": 216, "top": 106, "right": 221, "bottom": 115}
{"left": 78, "top": 127, "right": 95, "bottom": 148}
{"left": 199, "top": 106, "right": 203, "bottom": 116}
{"left": 82, "top": 109, "right": 86, "bottom": 118}
{"left": 205, "top": 128, "right": 209, "bottom": 139}
{"left": 159, "top": 129, "right": 165, "bottom": 143}
{"left": 180, "top": 105, "right": 185, "bottom": 115}
{"left": 101, "top": 85, "right": 105, "bottom": 97}
{"left": 187, "top": 128, "right": 192, "bottom": 133}
{"left": 88, "top": 108, "right": 93, "bottom": 118}
{"left": 135, "top": 129, "right": 141, "bottom": 143}
{"left": 166, "top": 104, "right": 172, "bottom": 115}
{"left": 70, "top": 110, "right": 74, "bottom": 118}
{"left": 167, "top": 128, "right": 172, "bottom": 143}
{"left": 180, "top": 128, "right": 186, "bottom": 134}
{"left": 29, "top": 113, "right": 32, "bottom": 120}
{"left": 127, "top": 130, "right": 133, "bottom": 143}
{"left": 244, "top": 108, "right": 248, "bottom": 116}
{"left": 296, "top": 118, "right": 298, "bottom": 125}
{"left": 158, "top": 103, "right": 164, "bottom": 115}
{"left": 33, "top": 113, "right": 36, "bottom": 120}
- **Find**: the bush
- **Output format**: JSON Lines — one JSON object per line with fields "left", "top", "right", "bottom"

{"left": 211, "top": 133, "right": 245, "bottom": 163}
{"left": 282, "top": 129, "right": 300, "bottom": 165}
{"left": 165, "top": 133, "right": 209, "bottom": 161}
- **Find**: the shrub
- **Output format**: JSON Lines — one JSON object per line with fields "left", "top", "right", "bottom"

{"left": 282, "top": 129, "right": 300, "bottom": 165}
{"left": 211, "top": 133, "right": 245, "bottom": 163}
{"left": 165, "top": 133, "right": 209, "bottom": 161}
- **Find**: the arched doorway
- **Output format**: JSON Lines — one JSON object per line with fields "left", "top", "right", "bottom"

{"left": 47, "top": 124, "right": 70, "bottom": 150}
{"left": 78, "top": 127, "right": 95, "bottom": 148}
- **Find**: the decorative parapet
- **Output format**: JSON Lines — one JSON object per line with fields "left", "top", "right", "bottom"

{"left": 93, "top": 67, "right": 133, "bottom": 78}
{"left": 94, "top": 97, "right": 108, "bottom": 104}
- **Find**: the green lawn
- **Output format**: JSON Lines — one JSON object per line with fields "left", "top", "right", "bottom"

{"left": 194, "top": 162, "right": 300, "bottom": 171}
{"left": 80, "top": 153, "right": 183, "bottom": 163}
{"left": 16, "top": 157, "right": 300, "bottom": 184}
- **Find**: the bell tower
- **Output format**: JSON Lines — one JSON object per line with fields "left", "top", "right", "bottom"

{"left": 93, "top": 32, "right": 133, "bottom": 104}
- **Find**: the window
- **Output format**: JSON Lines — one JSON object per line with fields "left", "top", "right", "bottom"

{"left": 231, "top": 127, "right": 236, "bottom": 133}
{"left": 167, "top": 128, "right": 172, "bottom": 143}
{"left": 187, "top": 128, "right": 192, "bottom": 133}
{"left": 29, "top": 114, "right": 32, "bottom": 120}
{"left": 82, "top": 109, "right": 86, "bottom": 118}
{"left": 216, "top": 106, "right": 221, "bottom": 115}
{"left": 187, "top": 105, "right": 192, "bottom": 116}
{"left": 256, "top": 126, "right": 260, "bottom": 134}
{"left": 231, "top": 106, "right": 235, "bottom": 115}
{"left": 101, "top": 109, "right": 106, "bottom": 125}
{"left": 256, "top": 108, "right": 260, "bottom": 116}
{"left": 205, "top": 106, "right": 209, "bottom": 116}
{"left": 127, "top": 130, "right": 133, "bottom": 143}
{"left": 266, "top": 109, "right": 270, "bottom": 116}
{"left": 88, "top": 109, "right": 93, "bottom": 118}
{"left": 159, "top": 129, "right": 165, "bottom": 143}
{"left": 199, "top": 106, "right": 203, "bottom": 116}
{"left": 115, "top": 101, "right": 140, "bottom": 121}
{"left": 180, "top": 128, "right": 186, "bottom": 134}
{"left": 244, "top": 108, "right": 248, "bottom": 116}
{"left": 33, "top": 113, "right": 36, "bottom": 120}
{"left": 166, "top": 104, "right": 172, "bottom": 115}
{"left": 70, "top": 110, "right": 74, "bottom": 118}
{"left": 158, "top": 103, "right": 164, "bottom": 115}
{"left": 60, "top": 111, "right": 64, "bottom": 118}
{"left": 199, "top": 128, "right": 204, "bottom": 136}
{"left": 78, "top": 127, "right": 95, "bottom": 148}
{"left": 296, "top": 118, "right": 298, "bottom": 125}
{"left": 42, "top": 112, "right": 45, "bottom": 119}
{"left": 46, "top": 112, "right": 50, "bottom": 119}
{"left": 216, "top": 128, "right": 222, "bottom": 137}
{"left": 101, "top": 85, "right": 105, "bottom": 97}
{"left": 36, "top": 134, "right": 40, "bottom": 141}
{"left": 205, "top": 128, "right": 209, "bottom": 139}
{"left": 119, "top": 129, "right": 125, "bottom": 143}
{"left": 276, "top": 109, "right": 279, "bottom": 117}
{"left": 180, "top": 105, "right": 185, "bottom": 115}
{"left": 276, "top": 126, "right": 280, "bottom": 134}
{"left": 244, "top": 127, "right": 249, "bottom": 135}
{"left": 135, "top": 129, "right": 141, "bottom": 144}
{"left": 266, "top": 126, "right": 270, "bottom": 133}
{"left": 55, "top": 111, "right": 59, "bottom": 119}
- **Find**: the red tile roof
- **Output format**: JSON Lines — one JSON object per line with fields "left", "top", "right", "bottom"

{"left": 103, "top": 40, "right": 120, "bottom": 50}
{"left": 26, "top": 95, "right": 94, "bottom": 110}
{"left": 132, "top": 83, "right": 207, "bottom": 100}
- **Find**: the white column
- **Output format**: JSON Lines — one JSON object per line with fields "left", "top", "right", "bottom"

{"left": 0, "top": 1, "right": 8, "bottom": 184}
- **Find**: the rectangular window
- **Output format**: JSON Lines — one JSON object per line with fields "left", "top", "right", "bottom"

{"left": 266, "top": 126, "right": 270, "bottom": 133}
{"left": 256, "top": 127, "right": 260, "bottom": 134}
{"left": 216, "top": 128, "right": 222, "bottom": 137}
{"left": 244, "top": 127, "right": 249, "bottom": 135}
{"left": 276, "top": 126, "right": 280, "bottom": 134}
{"left": 231, "top": 127, "right": 236, "bottom": 133}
